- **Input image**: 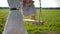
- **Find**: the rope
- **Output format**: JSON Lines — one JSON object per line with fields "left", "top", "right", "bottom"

{"left": 39, "top": 0, "right": 44, "bottom": 22}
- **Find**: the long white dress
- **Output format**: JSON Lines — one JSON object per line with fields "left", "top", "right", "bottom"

{"left": 2, "top": 0, "right": 28, "bottom": 34}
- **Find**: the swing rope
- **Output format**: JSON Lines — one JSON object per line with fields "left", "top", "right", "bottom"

{"left": 39, "top": 0, "right": 44, "bottom": 23}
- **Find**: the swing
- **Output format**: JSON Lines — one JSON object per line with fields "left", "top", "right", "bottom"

{"left": 24, "top": 0, "right": 44, "bottom": 25}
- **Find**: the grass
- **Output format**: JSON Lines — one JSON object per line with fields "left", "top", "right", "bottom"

{"left": 0, "top": 9, "right": 60, "bottom": 34}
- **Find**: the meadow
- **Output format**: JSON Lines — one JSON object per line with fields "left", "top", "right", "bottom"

{"left": 0, "top": 9, "right": 60, "bottom": 34}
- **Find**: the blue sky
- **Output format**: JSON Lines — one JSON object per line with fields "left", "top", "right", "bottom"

{"left": 0, "top": 0, "right": 60, "bottom": 7}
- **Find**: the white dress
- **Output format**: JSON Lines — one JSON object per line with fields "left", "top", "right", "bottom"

{"left": 2, "top": 0, "right": 28, "bottom": 34}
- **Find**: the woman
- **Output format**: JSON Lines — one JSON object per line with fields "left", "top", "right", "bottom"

{"left": 2, "top": 0, "right": 28, "bottom": 34}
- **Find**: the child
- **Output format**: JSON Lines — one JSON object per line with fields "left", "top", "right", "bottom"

{"left": 23, "top": 0, "right": 36, "bottom": 20}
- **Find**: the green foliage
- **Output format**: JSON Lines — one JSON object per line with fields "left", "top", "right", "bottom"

{"left": 0, "top": 9, "right": 9, "bottom": 34}
{"left": 0, "top": 9, "right": 60, "bottom": 34}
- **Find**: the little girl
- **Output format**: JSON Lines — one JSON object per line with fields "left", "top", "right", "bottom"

{"left": 23, "top": 0, "right": 36, "bottom": 20}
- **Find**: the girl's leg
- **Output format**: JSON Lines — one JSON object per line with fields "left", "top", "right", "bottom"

{"left": 31, "top": 15, "right": 36, "bottom": 20}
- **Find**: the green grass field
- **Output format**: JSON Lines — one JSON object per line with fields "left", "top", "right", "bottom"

{"left": 0, "top": 9, "right": 60, "bottom": 34}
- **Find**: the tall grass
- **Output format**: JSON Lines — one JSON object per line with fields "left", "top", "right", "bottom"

{"left": 0, "top": 9, "right": 60, "bottom": 34}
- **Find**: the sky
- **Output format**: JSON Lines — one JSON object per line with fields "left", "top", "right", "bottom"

{"left": 0, "top": 0, "right": 60, "bottom": 8}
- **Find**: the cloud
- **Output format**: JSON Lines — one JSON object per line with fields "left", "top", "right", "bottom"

{"left": 0, "top": 0, "right": 9, "bottom": 7}
{"left": 0, "top": 0, "right": 60, "bottom": 7}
